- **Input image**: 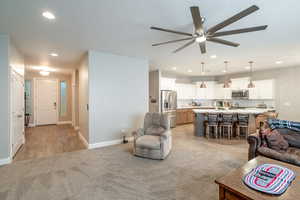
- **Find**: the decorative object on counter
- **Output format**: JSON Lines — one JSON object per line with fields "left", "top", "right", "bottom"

{"left": 237, "top": 114, "right": 250, "bottom": 138}
{"left": 243, "top": 163, "right": 295, "bottom": 195}
{"left": 199, "top": 62, "right": 207, "bottom": 88}
{"left": 223, "top": 61, "right": 231, "bottom": 88}
{"left": 133, "top": 112, "right": 172, "bottom": 160}
{"left": 248, "top": 61, "right": 255, "bottom": 88}
{"left": 219, "top": 113, "right": 235, "bottom": 139}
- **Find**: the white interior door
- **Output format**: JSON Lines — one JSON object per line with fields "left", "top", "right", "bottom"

{"left": 11, "top": 70, "right": 25, "bottom": 156}
{"left": 36, "top": 79, "right": 58, "bottom": 125}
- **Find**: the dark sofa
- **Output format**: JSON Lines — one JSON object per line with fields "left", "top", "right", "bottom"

{"left": 248, "top": 128, "right": 300, "bottom": 166}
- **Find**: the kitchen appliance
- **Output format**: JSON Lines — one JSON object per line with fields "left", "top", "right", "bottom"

{"left": 161, "top": 90, "right": 177, "bottom": 128}
{"left": 232, "top": 90, "right": 249, "bottom": 99}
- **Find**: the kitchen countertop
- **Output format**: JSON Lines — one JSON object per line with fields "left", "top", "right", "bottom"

{"left": 192, "top": 108, "right": 275, "bottom": 114}
{"left": 177, "top": 106, "right": 215, "bottom": 109}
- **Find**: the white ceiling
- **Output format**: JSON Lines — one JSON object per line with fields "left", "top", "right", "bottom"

{"left": 0, "top": 0, "right": 300, "bottom": 76}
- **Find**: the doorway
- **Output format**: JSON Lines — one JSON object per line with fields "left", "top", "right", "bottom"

{"left": 35, "top": 78, "right": 58, "bottom": 125}
{"left": 11, "top": 70, "right": 25, "bottom": 157}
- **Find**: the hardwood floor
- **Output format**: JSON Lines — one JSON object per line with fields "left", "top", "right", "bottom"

{"left": 14, "top": 124, "right": 86, "bottom": 161}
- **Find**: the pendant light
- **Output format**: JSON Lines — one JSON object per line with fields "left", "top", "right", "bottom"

{"left": 200, "top": 62, "right": 207, "bottom": 88}
{"left": 248, "top": 61, "right": 255, "bottom": 88}
{"left": 223, "top": 61, "right": 231, "bottom": 88}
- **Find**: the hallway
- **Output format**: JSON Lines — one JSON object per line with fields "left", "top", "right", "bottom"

{"left": 14, "top": 125, "right": 86, "bottom": 161}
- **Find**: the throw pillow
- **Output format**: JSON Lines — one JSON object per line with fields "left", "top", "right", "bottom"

{"left": 265, "top": 130, "right": 289, "bottom": 152}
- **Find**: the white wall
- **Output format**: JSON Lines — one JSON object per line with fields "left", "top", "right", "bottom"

{"left": 88, "top": 51, "right": 148, "bottom": 144}
{"left": 0, "top": 35, "right": 10, "bottom": 161}
{"left": 78, "top": 55, "right": 89, "bottom": 142}
{"left": 0, "top": 34, "right": 24, "bottom": 163}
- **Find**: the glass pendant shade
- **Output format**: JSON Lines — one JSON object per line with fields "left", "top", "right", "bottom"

{"left": 200, "top": 81, "right": 207, "bottom": 88}
{"left": 223, "top": 81, "right": 230, "bottom": 88}
{"left": 223, "top": 61, "right": 231, "bottom": 88}
{"left": 199, "top": 62, "right": 207, "bottom": 88}
{"left": 248, "top": 80, "right": 255, "bottom": 88}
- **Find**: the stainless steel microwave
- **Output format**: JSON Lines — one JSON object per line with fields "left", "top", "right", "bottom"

{"left": 231, "top": 90, "right": 249, "bottom": 99}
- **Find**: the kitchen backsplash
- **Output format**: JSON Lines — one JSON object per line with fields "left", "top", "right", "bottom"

{"left": 177, "top": 99, "right": 275, "bottom": 108}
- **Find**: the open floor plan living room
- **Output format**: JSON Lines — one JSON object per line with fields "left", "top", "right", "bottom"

{"left": 1, "top": 0, "right": 300, "bottom": 200}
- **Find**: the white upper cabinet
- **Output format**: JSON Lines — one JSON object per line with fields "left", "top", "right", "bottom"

{"left": 175, "top": 83, "right": 196, "bottom": 99}
{"left": 215, "top": 84, "right": 232, "bottom": 99}
{"left": 231, "top": 78, "right": 249, "bottom": 90}
{"left": 249, "top": 79, "right": 274, "bottom": 99}
{"left": 160, "top": 78, "right": 176, "bottom": 90}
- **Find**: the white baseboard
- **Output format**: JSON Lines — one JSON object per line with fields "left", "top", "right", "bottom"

{"left": 89, "top": 139, "right": 123, "bottom": 149}
{"left": 78, "top": 131, "right": 89, "bottom": 148}
{"left": 0, "top": 157, "right": 12, "bottom": 166}
{"left": 28, "top": 123, "right": 35, "bottom": 127}
{"left": 57, "top": 121, "right": 72, "bottom": 125}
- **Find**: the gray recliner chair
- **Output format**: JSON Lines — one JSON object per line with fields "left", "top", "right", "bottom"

{"left": 133, "top": 112, "right": 172, "bottom": 160}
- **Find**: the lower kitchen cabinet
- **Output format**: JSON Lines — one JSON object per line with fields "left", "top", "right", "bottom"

{"left": 176, "top": 109, "right": 195, "bottom": 125}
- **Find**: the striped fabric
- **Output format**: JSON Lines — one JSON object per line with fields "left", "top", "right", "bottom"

{"left": 268, "top": 119, "right": 300, "bottom": 132}
{"left": 243, "top": 164, "right": 296, "bottom": 195}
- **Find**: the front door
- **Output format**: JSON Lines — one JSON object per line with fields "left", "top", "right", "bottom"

{"left": 11, "top": 70, "right": 25, "bottom": 156}
{"left": 36, "top": 79, "right": 58, "bottom": 125}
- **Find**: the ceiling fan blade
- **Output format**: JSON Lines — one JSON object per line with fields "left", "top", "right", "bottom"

{"left": 199, "top": 42, "right": 206, "bottom": 54}
{"left": 207, "top": 38, "right": 240, "bottom": 47}
{"left": 152, "top": 37, "right": 194, "bottom": 46}
{"left": 190, "top": 7, "right": 204, "bottom": 34}
{"left": 151, "top": 26, "right": 193, "bottom": 36}
{"left": 173, "top": 40, "right": 195, "bottom": 53}
{"left": 212, "top": 25, "right": 268, "bottom": 37}
{"left": 207, "top": 5, "right": 259, "bottom": 34}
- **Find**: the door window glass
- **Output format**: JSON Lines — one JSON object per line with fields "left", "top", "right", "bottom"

{"left": 60, "top": 81, "right": 67, "bottom": 116}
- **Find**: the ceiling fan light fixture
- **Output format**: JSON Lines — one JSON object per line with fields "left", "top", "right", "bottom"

{"left": 196, "top": 36, "right": 206, "bottom": 43}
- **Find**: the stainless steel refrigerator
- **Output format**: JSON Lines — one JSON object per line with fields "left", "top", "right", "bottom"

{"left": 161, "top": 90, "right": 177, "bottom": 128}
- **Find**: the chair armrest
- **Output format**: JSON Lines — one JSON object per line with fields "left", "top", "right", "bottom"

{"left": 247, "top": 132, "right": 261, "bottom": 161}
{"left": 132, "top": 128, "right": 144, "bottom": 139}
{"left": 160, "top": 130, "right": 171, "bottom": 140}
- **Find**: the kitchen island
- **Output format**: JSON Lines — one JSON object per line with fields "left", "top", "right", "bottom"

{"left": 193, "top": 108, "right": 275, "bottom": 137}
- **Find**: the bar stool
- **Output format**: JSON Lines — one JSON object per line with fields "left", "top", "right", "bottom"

{"left": 219, "top": 113, "right": 234, "bottom": 139}
{"left": 206, "top": 113, "right": 219, "bottom": 139}
{"left": 237, "top": 114, "right": 249, "bottom": 139}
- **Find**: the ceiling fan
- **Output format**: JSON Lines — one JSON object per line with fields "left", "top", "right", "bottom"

{"left": 151, "top": 5, "right": 268, "bottom": 54}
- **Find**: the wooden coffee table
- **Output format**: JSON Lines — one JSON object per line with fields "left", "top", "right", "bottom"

{"left": 215, "top": 156, "right": 300, "bottom": 200}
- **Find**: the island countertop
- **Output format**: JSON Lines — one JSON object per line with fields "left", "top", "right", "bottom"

{"left": 193, "top": 108, "right": 275, "bottom": 115}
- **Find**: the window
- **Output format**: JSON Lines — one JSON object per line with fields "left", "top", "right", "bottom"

{"left": 60, "top": 81, "right": 67, "bottom": 116}
{"left": 25, "top": 80, "right": 32, "bottom": 115}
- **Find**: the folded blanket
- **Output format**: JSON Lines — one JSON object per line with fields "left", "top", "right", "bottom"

{"left": 268, "top": 119, "right": 300, "bottom": 132}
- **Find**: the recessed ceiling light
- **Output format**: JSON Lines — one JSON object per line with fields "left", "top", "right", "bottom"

{"left": 245, "top": 66, "right": 250, "bottom": 69}
{"left": 188, "top": 69, "right": 192, "bottom": 73}
{"left": 210, "top": 55, "right": 217, "bottom": 59}
{"left": 32, "top": 66, "right": 56, "bottom": 72}
{"left": 40, "top": 71, "right": 50, "bottom": 76}
{"left": 172, "top": 67, "right": 177, "bottom": 70}
{"left": 49, "top": 53, "right": 58, "bottom": 57}
{"left": 42, "top": 11, "right": 56, "bottom": 20}
{"left": 275, "top": 61, "right": 283, "bottom": 64}
{"left": 222, "top": 70, "right": 227, "bottom": 73}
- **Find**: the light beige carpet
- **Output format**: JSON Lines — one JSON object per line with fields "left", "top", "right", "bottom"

{"left": 0, "top": 125, "right": 248, "bottom": 200}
